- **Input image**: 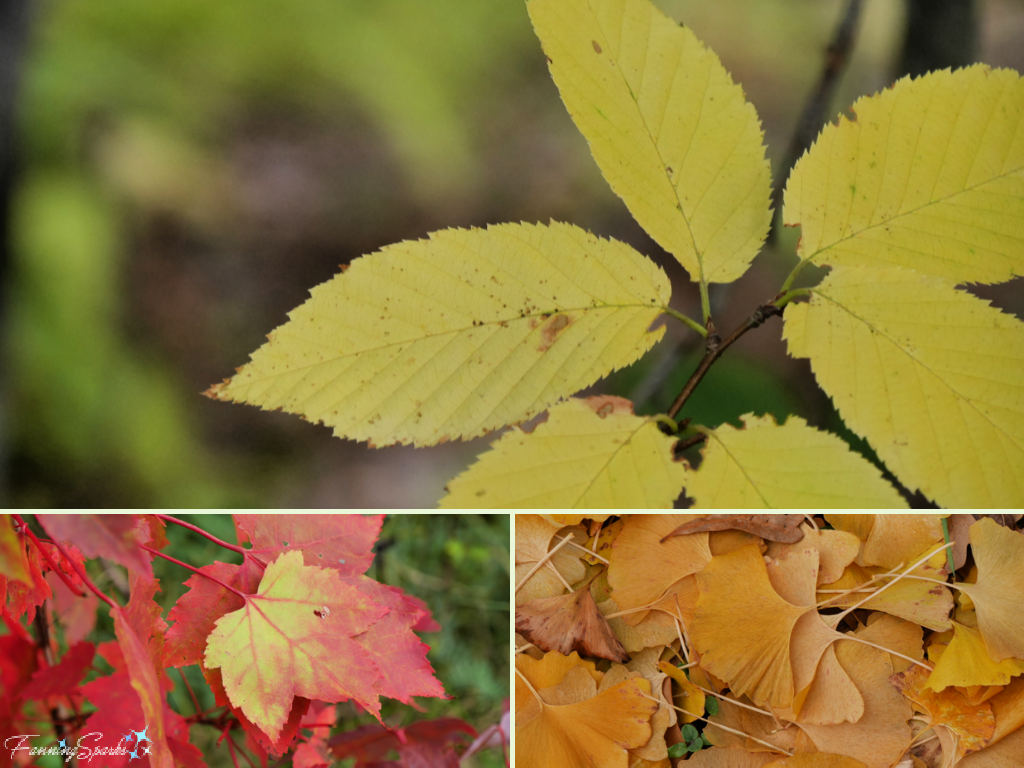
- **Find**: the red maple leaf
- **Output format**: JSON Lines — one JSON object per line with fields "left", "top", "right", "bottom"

{"left": 163, "top": 561, "right": 256, "bottom": 668}
{"left": 328, "top": 718, "right": 475, "bottom": 768}
{"left": 5, "top": 538, "right": 53, "bottom": 623}
{"left": 234, "top": 514, "right": 384, "bottom": 576}
{"left": 37, "top": 514, "right": 153, "bottom": 577}
{"left": 21, "top": 641, "right": 95, "bottom": 701}
{"left": 341, "top": 575, "right": 447, "bottom": 704}
{"left": 201, "top": 662, "right": 311, "bottom": 757}
{"left": 81, "top": 644, "right": 205, "bottom": 768}
{"left": 110, "top": 573, "right": 175, "bottom": 768}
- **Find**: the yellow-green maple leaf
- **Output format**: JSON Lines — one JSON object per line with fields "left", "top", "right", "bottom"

{"left": 785, "top": 65, "right": 1024, "bottom": 285}
{"left": 208, "top": 222, "right": 670, "bottom": 447}
{"left": 684, "top": 413, "right": 906, "bottom": 508}
{"left": 783, "top": 267, "right": 1024, "bottom": 509}
{"left": 528, "top": 0, "right": 772, "bottom": 285}
{"left": 204, "top": 550, "right": 389, "bottom": 742}
{"left": 440, "top": 395, "right": 685, "bottom": 508}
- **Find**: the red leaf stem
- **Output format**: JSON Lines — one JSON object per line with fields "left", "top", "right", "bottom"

{"left": 11, "top": 514, "right": 86, "bottom": 598}
{"left": 177, "top": 667, "right": 204, "bottom": 717}
{"left": 140, "top": 545, "right": 248, "bottom": 599}
{"left": 224, "top": 728, "right": 241, "bottom": 768}
{"left": 46, "top": 537, "right": 118, "bottom": 610}
{"left": 155, "top": 514, "right": 250, "bottom": 556}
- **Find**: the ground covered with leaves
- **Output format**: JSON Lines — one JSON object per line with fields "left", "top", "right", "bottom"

{"left": 514, "top": 514, "right": 1024, "bottom": 768}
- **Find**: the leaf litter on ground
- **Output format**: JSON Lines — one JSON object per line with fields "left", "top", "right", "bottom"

{"left": 515, "top": 513, "right": 1024, "bottom": 768}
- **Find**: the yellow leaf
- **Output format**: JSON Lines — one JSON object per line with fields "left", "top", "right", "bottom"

{"left": 953, "top": 519, "right": 1024, "bottom": 662}
{"left": 685, "top": 414, "right": 906, "bottom": 508}
{"left": 926, "top": 621, "right": 1024, "bottom": 691}
{"left": 784, "top": 267, "right": 1024, "bottom": 508}
{"left": 527, "top": 0, "right": 771, "bottom": 285}
{"left": 784, "top": 65, "right": 1024, "bottom": 285}
{"left": 516, "top": 664, "right": 658, "bottom": 768}
{"left": 440, "top": 396, "right": 686, "bottom": 508}
{"left": 208, "top": 222, "right": 669, "bottom": 447}
{"left": 607, "top": 515, "right": 710, "bottom": 626}
{"left": 658, "top": 660, "right": 705, "bottom": 724}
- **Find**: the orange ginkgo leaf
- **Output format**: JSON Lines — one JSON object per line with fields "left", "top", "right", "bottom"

{"left": 515, "top": 650, "right": 602, "bottom": 713}
{"left": 816, "top": 561, "right": 953, "bottom": 632}
{"left": 516, "top": 663, "right": 658, "bottom": 768}
{"left": 516, "top": 576, "right": 630, "bottom": 663}
{"left": 824, "top": 514, "right": 946, "bottom": 570}
{"left": 608, "top": 515, "right": 711, "bottom": 626}
{"left": 764, "top": 548, "right": 862, "bottom": 725}
{"left": 597, "top": 596, "right": 680, "bottom": 654}
{"left": 960, "top": 721, "right": 1024, "bottom": 767}
{"left": 625, "top": 650, "right": 673, "bottom": 762}
{"left": 690, "top": 544, "right": 808, "bottom": 709}
{"left": 926, "top": 621, "right": 1024, "bottom": 692}
{"left": 765, "top": 523, "right": 860, "bottom": 585}
{"left": 661, "top": 515, "right": 805, "bottom": 544}
{"left": 987, "top": 676, "right": 1024, "bottom": 745}
{"left": 856, "top": 613, "right": 924, "bottom": 674}
{"left": 692, "top": 544, "right": 858, "bottom": 722}
{"left": 516, "top": 515, "right": 586, "bottom": 605}
{"left": 952, "top": 518, "right": 1024, "bottom": 662}
{"left": 793, "top": 628, "right": 914, "bottom": 768}
{"left": 891, "top": 664, "right": 995, "bottom": 757}
{"left": 204, "top": 550, "right": 392, "bottom": 741}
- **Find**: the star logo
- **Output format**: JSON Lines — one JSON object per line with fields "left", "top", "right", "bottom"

{"left": 127, "top": 726, "right": 152, "bottom": 760}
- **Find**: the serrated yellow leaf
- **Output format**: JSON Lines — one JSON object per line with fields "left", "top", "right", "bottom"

{"left": 528, "top": 0, "right": 771, "bottom": 284}
{"left": 785, "top": 65, "right": 1024, "bottom": 284}
{"left": 685, "top": 414, "right": 906, "bottom": 508}
{"left": 439, "top": 396, "right": 686, "bottom": 508}
{"left": 783, "top": 267, "right": 1024, "bottom": 508}
{"left": 208, "top": 222, "right": 669, "bottom": 447}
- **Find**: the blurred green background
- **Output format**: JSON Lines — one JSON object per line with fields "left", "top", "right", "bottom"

{"left": 3, "top": 0, "right": 1023, "bottom": 507}
{"left": 31, "top": 513, "right": 510, "bottom": 767}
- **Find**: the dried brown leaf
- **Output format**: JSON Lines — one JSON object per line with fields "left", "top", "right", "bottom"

{"left": 516, "top": 577, "right": 630, "bottom": 663}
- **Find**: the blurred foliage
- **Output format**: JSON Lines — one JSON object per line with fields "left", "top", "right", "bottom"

{"left": 28, "top": 513, "right": 508, "bottom": 767}
{"left": 8, "top": 0, "right": 1022, "bottom": 506}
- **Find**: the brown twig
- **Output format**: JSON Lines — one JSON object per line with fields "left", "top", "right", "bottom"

{"left": 667, "top": 303, "right": 783, "bottom": 420}
{"left": 769, "top": 0, "right": 865, "bottom": 243}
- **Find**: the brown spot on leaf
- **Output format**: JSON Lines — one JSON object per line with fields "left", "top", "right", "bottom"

{"left": 583, "top": 395, "right": 634, "bottom": 417}
{"left": 592, "top": 40, "right": 602, "bottom": 53}
{"left": 537, "top": 313, "right": 571, "bottom": 352}
{"left": 314, "top": 606, "right": 330, "bottom": 619}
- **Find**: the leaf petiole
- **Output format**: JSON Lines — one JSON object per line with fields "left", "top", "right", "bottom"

{"left": 662, "top": 306, "right": 708, "bottom": 338}
{"left": 773, "top": 287, "right": 812, "bottom": 310}
{"left": 141, "top": 545, "right": 248, "bottom": 600}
